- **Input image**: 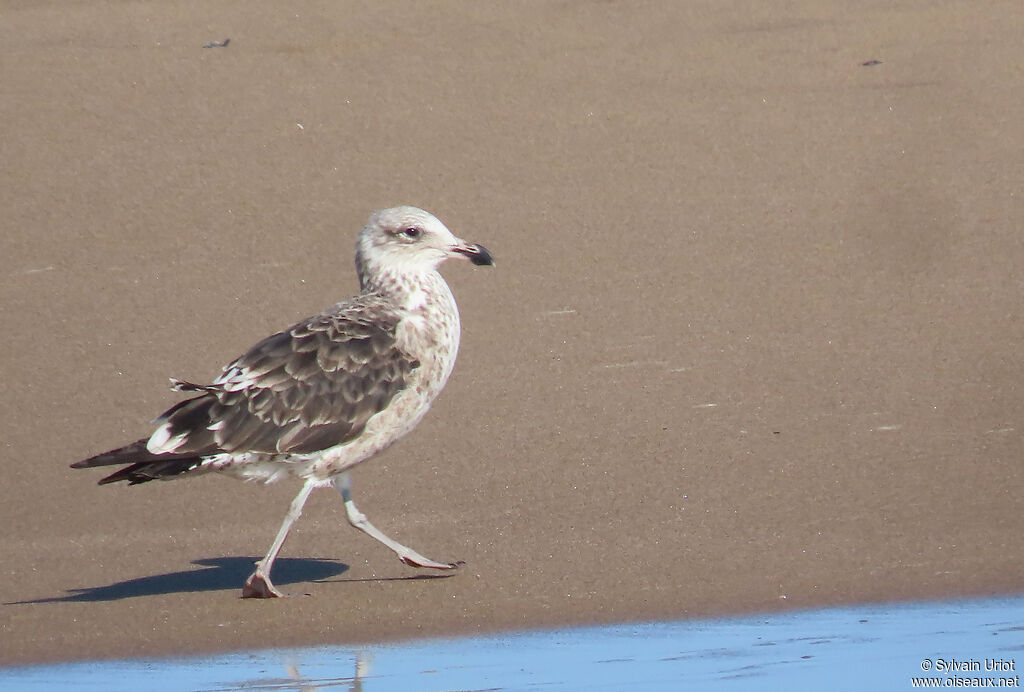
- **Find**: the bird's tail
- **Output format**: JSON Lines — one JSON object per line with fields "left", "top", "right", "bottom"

{"left": 70, "top": 439, "right": 204, "bottom": 485}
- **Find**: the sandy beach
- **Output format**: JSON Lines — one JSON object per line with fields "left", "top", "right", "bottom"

{"left": 1, "top": 1, "right": 1022, "bottom": 665}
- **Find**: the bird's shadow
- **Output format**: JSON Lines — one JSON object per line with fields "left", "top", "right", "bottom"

{"left": 6, "top": 556, "right": 348, "bottom": 604}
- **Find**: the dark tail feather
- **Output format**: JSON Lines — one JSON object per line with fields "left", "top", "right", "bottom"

{"left": 71, "top": 439, "right": 154, "bottom": 468}
{"left": 71, "top": 439, "right": 205, "bottom": 485}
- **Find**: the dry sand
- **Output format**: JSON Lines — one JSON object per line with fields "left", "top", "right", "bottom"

{"left": 2, "top": 1, "right": 1022, "bottom": 665}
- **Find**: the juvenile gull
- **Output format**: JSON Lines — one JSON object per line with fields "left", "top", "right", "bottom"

{"left": 71, "top": 206, "right": 494, "bottom": 598}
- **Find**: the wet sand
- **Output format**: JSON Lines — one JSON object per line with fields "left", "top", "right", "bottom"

{"left": 7, "top": 596, "right": 1024, "bottom": 689}
{"left": 1, "top": 1, "right": 1022, "bottom": 665}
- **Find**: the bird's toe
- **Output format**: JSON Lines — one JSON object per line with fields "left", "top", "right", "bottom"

{"left": 242, "top": 573, "right": 286, "bottom": 598}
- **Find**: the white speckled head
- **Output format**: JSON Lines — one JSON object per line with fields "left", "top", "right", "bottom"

{"left": 356, "top": 206, "right": 493, "bottom": 290}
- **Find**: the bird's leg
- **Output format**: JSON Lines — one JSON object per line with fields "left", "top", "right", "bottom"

{"left": 242, "top": 479, "right": 317, "bottom": 598}
{"left": 333, "top": 472, "right": 459, "bottom": 570}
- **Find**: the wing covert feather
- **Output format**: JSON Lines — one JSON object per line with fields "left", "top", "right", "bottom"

{"left": 154, "top": 296, "right": 419, "bottom": 456}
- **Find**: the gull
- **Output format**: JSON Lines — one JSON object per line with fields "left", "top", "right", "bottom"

{"left": 71, "top": 206, "right": 494, "bottom": 598}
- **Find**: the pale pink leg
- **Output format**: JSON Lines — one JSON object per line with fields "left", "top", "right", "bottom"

{"left": 242, "top": 479, "right": 316, "bottom": 598}
{"left": 333, "top": 472, "right": 458, "bottom": 570}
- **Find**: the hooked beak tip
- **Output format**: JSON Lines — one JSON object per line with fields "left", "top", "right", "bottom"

{"left": 455, "top": 243, "right": 495, "bottom": 267}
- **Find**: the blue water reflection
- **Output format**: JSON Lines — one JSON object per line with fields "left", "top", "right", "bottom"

{"left": 4, "top": 595, "right": 1023, "bottom": 691}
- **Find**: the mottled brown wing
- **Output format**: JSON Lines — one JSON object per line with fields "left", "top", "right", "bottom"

{"left": 151, "top": 295, "right": 420, "bottom": 456}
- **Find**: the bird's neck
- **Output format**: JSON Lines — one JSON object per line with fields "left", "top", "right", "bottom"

{"left": 361, "top": 266, "right": 457, "bottom": 315}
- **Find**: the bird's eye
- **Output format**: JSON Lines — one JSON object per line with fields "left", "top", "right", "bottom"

{"left": 401, "top": 227, "right": 422, "bottom": 239}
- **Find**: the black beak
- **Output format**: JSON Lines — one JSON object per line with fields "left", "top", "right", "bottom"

{"left": 455, "top": 243, "right": 495, "bottom": 267}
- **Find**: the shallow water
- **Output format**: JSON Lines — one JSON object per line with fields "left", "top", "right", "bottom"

{"left": 4, "top": 595, "right": 1023, "bottom": 691}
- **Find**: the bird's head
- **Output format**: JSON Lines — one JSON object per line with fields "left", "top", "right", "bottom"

{"left": 356, "top": 206, "right": 493, "bottom": 289}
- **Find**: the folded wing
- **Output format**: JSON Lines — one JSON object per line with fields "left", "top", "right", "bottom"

{"left": 73, "top": 294, "right": 419, "bottom": 483}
